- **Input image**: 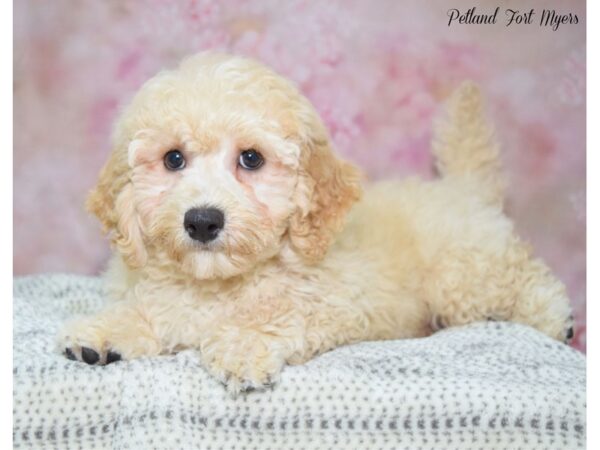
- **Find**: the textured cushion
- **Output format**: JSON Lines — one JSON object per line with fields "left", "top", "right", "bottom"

{"left": 13, "top": 274, "right": 586, "bottom": 449}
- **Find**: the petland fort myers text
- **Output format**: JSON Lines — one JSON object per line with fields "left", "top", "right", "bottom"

{"left": 447, "top": 7, "right": 579, "bottom": 31}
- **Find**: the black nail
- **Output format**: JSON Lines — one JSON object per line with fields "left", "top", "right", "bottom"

{"left": 65, "top": 348, "right": 76, "bottom": 361}
{"left": 566, "top": 327, "right": 574, "bottom": 340}
{"left": 81, "top": 347, "right": 99, "bottom": 365}
{"left": 106, "top": 351, "right": 121, "bottom": 364}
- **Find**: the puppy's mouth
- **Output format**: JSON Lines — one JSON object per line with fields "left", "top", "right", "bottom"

{"left": 188, "top": 238, "right": 224, "bottom": 252}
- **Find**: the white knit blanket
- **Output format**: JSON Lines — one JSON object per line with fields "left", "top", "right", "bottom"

{"left": 13, "top": 274, "right": 586, "bottom": 449}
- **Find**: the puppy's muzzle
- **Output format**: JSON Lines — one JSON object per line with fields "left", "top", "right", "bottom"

{"left": 184, "top": 207, "right": 225, "bottom": 243}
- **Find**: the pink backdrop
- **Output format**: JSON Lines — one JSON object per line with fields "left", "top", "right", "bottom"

{"left": 14, "top": 0, "right": 586, "bottom": 351}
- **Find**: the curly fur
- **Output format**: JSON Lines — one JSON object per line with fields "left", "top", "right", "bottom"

{"left": 58, "top": 53, "right": 573, "bottom": 394}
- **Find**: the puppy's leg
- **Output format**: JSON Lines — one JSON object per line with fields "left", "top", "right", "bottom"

{"left": 200, "top": 287, "right": 432, "bottom": 394}
{"left": 57, "top": 302, "right": 162, "bottom": 365}
{"left": 425, "top": 240, "right": 573, "bottom": 342}
{"left": 199, "top": 300, "right": 305, "bottom": 394}
{"left": 508, "top": 257, "right": 574, "bottom": 343}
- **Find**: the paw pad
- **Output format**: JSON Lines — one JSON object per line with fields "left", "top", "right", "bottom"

{"left": 81, "top": 347, "right": 99, "bottom": 364}
{"left": 566, "top": 326, "right": 574, "bottom": 340}
{"left": 63, "top": 347, "right": 122, "bottom": 366}
{"left": 65, "top": 348, "right": 77, "bottom": 361}
{"left": 106, "top": 351, "right": 122, "bottom": 363}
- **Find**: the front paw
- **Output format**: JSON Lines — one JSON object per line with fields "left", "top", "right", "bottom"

{"left": 202, "top": 334, "right": 286, "bottom": 395}
{"left": 64, "top": 345, "right": 122, "bottom": 366}
{"left": 58, "top": 320, "right": 123, "bottom": 366}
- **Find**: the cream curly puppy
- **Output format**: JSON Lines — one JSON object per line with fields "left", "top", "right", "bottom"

{"left": 58, "top": 53, "right": 573, "bottom": 393}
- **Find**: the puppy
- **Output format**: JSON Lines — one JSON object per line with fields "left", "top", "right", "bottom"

{"left": 59, "top": 53, "right": 573, "bottom": 393}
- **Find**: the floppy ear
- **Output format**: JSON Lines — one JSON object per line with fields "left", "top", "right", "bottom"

{"left": 86, "top": 145, "right": 147, "bottom": 268}
{"left": 289, "top": 118, "right": 363, "bottom": 263}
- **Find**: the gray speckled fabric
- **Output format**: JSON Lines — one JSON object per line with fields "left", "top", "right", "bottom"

{"left": 14, "top": 274, "right": 586, "bottom": 450}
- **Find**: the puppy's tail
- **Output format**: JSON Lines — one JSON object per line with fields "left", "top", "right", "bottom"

{"left": 432, "top": 81, "right": 505, "bottom": 207}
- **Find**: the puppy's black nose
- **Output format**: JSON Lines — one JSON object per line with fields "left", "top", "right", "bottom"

{"left": 184, "top": 207, "right": 225, "bottom": 243}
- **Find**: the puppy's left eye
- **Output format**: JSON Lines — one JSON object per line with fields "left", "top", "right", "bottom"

{"left": 238, "top": 149, "right": 264, "bottom": 170}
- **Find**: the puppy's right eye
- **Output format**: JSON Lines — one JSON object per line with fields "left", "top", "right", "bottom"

{"left": 164, "top": 150, "right": 186, "bottom": 170}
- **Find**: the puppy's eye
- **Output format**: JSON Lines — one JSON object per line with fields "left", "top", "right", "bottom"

{"left": 164, "top": 150, "right": 186, "bottom": 170}
{"left": 238, "top": 149, "right": 264, "bottom": 170}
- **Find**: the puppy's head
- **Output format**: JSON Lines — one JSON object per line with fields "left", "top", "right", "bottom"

{"left": 88, "top": 53, "right": 362, "bottom": 279}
